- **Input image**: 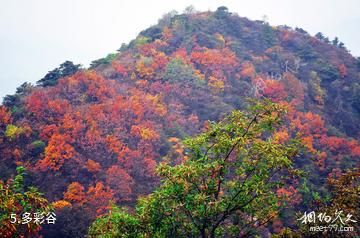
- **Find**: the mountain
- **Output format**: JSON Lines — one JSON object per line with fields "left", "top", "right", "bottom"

{"left": 1, "top": 6, "right": 359, "bottom": 237}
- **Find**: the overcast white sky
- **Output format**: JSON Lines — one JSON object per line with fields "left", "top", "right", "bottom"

{"left": 1, "top": 0, "right": 359, "bottom": 99}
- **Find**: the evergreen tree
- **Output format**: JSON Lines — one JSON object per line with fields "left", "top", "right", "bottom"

{"left": 37, "top": 61, "right": 81, "bottom": 87}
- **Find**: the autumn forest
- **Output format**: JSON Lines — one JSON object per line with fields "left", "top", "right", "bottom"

{"left": 0, "top": 6, "right": 359, "bottom": 237}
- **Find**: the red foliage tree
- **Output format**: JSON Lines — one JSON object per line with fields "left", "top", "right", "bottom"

{"left": 64, "top": 182, "right": 86, "bottom": 204}
{"left": 36, "top": 133, "right": 75, "bottom": 171}
{"left": 190, "top": 48, "right": 239, "bottom": 74}
{"left": 106, "top": 165, "right": 134, "bottom": 202}
{"left": 262, "top": 79, "right": 288, "bottom": 102}
{"left": 239, "top": 61, "right": 255, "bottom": 79}
{"left": 86, "top": 182, "right": 114, "bottom": 215}
{"left": 0, "top": 106, "right": 11, "bottom": 125}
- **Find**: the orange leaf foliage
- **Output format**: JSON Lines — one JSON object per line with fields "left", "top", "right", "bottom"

{"left": 208, "top": 75, "right": 225, "bottom": 93}
{"left": 0, "top": 106, "right": 11, "bottom": 125}
{"left": 276, "top": 186, "right": 302, "bottom": 206}
{"left": 239, "top": 62, "right": 255, "bottom": 79}
{"left": 131, "top": 124, "right": 160, "bottom": 141}
{"left": 36, "top": 133, "right": 75, "bottom": 171}
{"left": 52, "top": 200, "right": 72, "bottom": 210}
{"left": 86, "top": 182, "right": 114, "bottom": 215}
{"left": 190, "top": 48, "right": 238, "bottom": 73}
{"left": 64, "top": 182, "right": 86, "bottom": 204}
{"left": 84, "top": 159, "right": 102, "bottom": 173}
{"left": 273, "top": 129, "right": 289, "bottom": 144}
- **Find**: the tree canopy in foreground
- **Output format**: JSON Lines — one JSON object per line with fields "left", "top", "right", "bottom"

{"left": 88, "top": 100, "right": 302, "bottom": 238}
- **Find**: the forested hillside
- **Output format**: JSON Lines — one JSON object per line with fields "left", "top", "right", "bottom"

{"left": 0, "top": 6, "right": 359, "bottom": 237}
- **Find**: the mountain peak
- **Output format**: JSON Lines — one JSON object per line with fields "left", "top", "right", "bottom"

{"left": 1, "top": 6, "right": 359, "bottom": 237}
